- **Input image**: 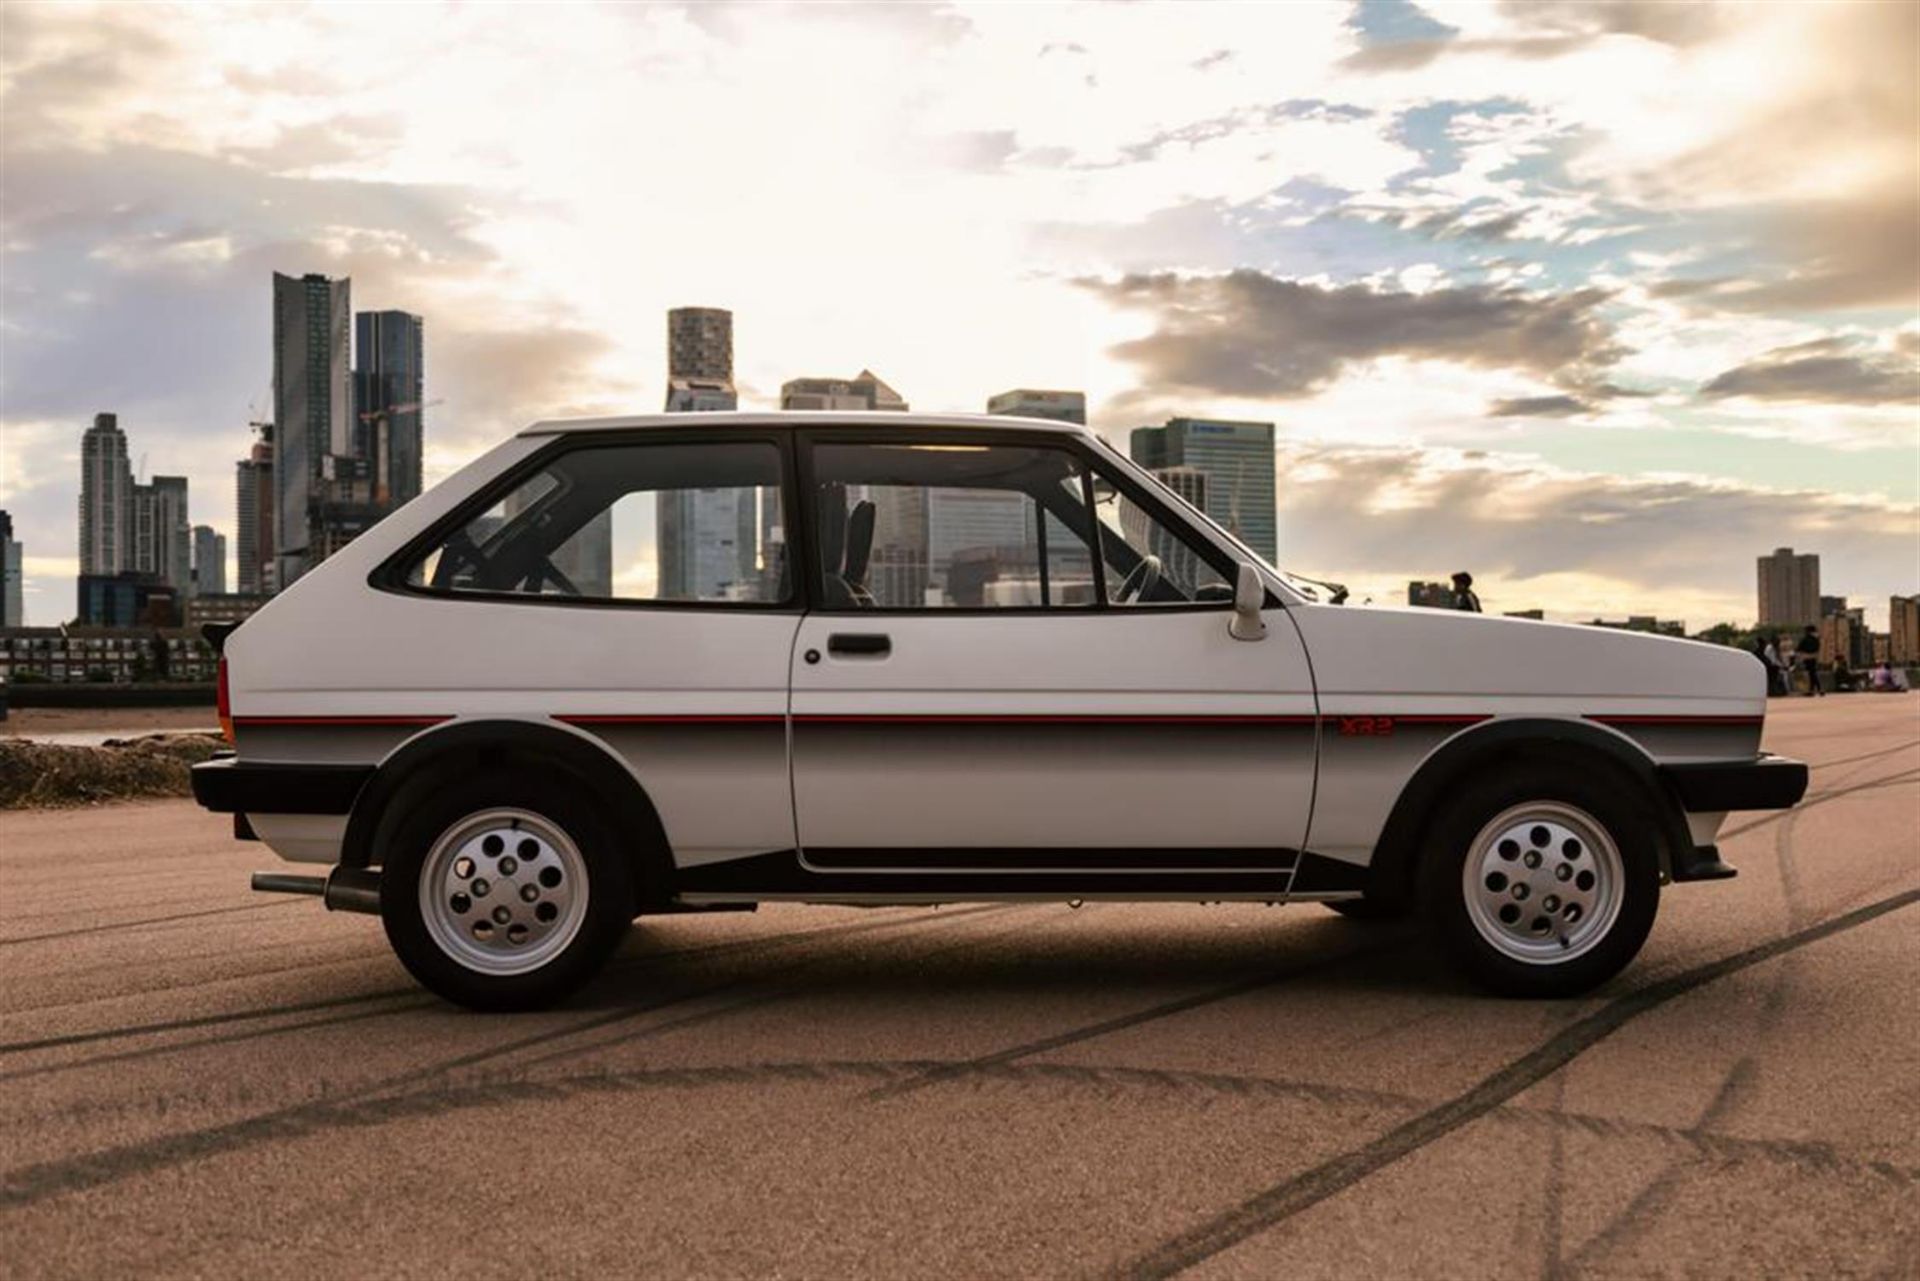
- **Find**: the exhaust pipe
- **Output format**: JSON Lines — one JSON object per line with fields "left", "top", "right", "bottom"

{"left": 250, "top": 866, "right": 382, "bottom": 915}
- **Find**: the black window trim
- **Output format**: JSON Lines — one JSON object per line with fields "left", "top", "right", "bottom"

{"left": 794, "top": 425, "right": 1260, "bottom": 618}
{"left": 370, "top": 427, "right": 807, "bottom": 614}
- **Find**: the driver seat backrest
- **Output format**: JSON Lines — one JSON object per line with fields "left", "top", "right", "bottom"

{"left": 841, "top": 500, "right": 876, "bottom": 606}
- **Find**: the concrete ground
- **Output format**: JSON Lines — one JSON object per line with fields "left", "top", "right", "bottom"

{"left": 2, "top": 696, "right": 1915, "bottom": 1280}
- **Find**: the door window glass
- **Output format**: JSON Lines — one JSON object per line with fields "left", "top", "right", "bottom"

{"left": 1089, "top": 471, "right": 1232, "bottom": 606}
{"left": 407, "top": 440, "right": 788, "bottom": 604}
{"left": 811, "top": 442, "right": 1098, "bottom": 609}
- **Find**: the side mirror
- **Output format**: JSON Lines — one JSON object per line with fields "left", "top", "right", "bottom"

{"left": 1230, "top": 562, "right": 1267, "bottom": 642}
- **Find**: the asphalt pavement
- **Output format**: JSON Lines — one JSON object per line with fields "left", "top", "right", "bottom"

{"left": 2, "top": 695, "right": 1915, "bottom": 1279}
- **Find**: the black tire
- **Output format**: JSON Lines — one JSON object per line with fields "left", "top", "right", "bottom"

{"left": 377, "top": 767, "right": 636, "bottom": 1011}
{"left": 1418, "top": 763, "right": 1660, "bottom": 998}
{"left": 1325, "top": 895, "right": 1411, "bottom": 922}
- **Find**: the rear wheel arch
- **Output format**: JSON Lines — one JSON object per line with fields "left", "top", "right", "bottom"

{"left": 1365, "top": 718, "right": 1686, "bottom": 908}
{"left": 341, "top": 718, "right": 675, "bottom": 913}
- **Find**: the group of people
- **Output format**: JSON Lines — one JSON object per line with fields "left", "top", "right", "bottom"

{"left": 1752, "top": 626, "right": 1909, "bottom": 697}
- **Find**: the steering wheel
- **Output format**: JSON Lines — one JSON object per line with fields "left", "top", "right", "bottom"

{"left": 1115, "top": 554, "right": 1163, "bottom": 604}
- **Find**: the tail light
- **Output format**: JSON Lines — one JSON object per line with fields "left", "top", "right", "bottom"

{"left": 217, "top": 656, "right": 234, "bottom": 744}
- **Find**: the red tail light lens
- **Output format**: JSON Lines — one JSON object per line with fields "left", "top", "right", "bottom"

{"left": 217, "top": 656, "right": 233, "bottom": 744}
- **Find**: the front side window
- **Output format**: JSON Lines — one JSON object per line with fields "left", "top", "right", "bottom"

{"left": 407, "top": 440, "right": 789, "bottom": 605}
{"left": 812, "top": 442, "right": 1100, "bottom": 609}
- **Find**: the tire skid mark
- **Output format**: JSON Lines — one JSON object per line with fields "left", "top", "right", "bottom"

{"left": 508, "top": 903, "right": 1048, "bottom": 1075}
{"left": 1721, "top": 768, "right": 1918, "bottom": 840}
{"left": 0, "top": 905, "right": 990, "bottom": 1061}
{"left": 862, "top": 935, "right": 1414, "bottom": 1103}
{"left": 1, "top": 898, "right": 311, "bottom": 949}
{"left": 1106, "top": 885, "right": 1920, "bottom": 1281}
{"left": 1552, "top": 751, "right": 1830, "bottom": 1277}
{"left": 0, "top": 904, "right": 1027, "bottom": 1208}
{"left": 10, "top": 1054, "right": 1915, "bottom": 1213}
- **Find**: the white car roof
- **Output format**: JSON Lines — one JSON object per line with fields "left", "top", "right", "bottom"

{"left": 519, "top": 410, "right": 1094, "bottom": 438}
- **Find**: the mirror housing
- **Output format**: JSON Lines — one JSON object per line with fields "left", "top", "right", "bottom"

{"left": 1229, "top": 562, "right": 1267, "bottom": 642}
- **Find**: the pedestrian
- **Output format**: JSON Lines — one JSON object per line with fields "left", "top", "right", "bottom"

{"left": 1755, "top": 633, "right": 1787, "bottom": 697}
{"left": 1794, "top": 624, "right": 1823, "bottom": 696}
{"left": 1451, "top": 571, "right": 1482, "bottom": 613}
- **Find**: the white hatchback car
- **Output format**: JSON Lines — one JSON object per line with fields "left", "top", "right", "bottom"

{"left": 194, "top": 412, "right": 1806, "bottom": 1009}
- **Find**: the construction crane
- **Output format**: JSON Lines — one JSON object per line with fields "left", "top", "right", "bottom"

{"left": 357, "top": 398, "right": 442, "bottom": 503}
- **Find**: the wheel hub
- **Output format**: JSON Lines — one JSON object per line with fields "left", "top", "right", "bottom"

{"left": 419, "top": 808, "right": 589, "bottom": 975}
{"left": 1462, "top": 801, "right": 1623, "bottom": 965}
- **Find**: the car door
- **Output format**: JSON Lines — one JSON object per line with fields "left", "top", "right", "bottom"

{"left": 787, "top": 426, "right": 1317, "bottom": 889}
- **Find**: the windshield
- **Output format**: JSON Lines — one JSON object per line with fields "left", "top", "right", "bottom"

{"left": 1082, "top": 434, "right": 1340, "bottom": 604}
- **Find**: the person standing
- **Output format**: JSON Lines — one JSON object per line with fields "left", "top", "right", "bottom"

{"left": 1794, "top": 624, "right": 1824, "bottom": 696}
{"left": 1451, "top": 571, "right": 1482, "bottom": 613}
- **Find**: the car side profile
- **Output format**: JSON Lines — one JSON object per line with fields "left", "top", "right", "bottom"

{"left": 192, "top": 412, "right": 1808, "bottom": 1009}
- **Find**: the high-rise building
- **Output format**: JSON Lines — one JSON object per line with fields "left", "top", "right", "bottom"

{"left": 0, "top": 510, "right": 22, "bottom": 627}
{"left": 235, "top": 426, "right": 276, "bottom": 595}
{"left": 1757, "top": 547, "right": 1820, "bottom": 628}
{"left": 1818, "top": 609, "right": 1872, "bottom": 669}
{"left": 779, "top": 370, "right": 908, "bottom": 412}
{"left": 133, "top": 475, "right": 191, "bottom": 594}
{"left": 665, "top": 307, "right": 737, "bottom": 412}
{"left": 354, "top": 309, "right": 426, "bottom": 506}
{"left": 987, "top": 389, "right": 1087, "bottom": 425}
{"left": 1130, "top": 418, "right": 1277, "bottom": 563}
{"left": 193, "top": 525, "right": 227, "bottom": 597}
{"left": 272, "top": 271, "right": 352, "bottom": 586}
{"left": 1889, "top": 595, "right": 1919, "bottom": 665}
{"left": 79, "top": 412, "right": 134, "bottom": 575}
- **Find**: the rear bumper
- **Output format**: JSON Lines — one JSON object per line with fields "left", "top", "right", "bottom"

{"left": 1660, "top": 754, "right": 1808, "bottom": 813}
{"left": 191, "top": 756, "right": 373, "bottom": 816}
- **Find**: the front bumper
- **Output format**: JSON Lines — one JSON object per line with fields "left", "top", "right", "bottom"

{"left": 1659, "top": 753, "right": 1809, "bottom": 813}
{"left": 191, "top": 756, "right": 374, "bottom": 816}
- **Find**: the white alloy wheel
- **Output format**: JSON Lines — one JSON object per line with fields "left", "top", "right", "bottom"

{"left": 1460, "top": 800, "right": 1624, "bottom": 965}
{"left": 419, "top": 808, "right": 590, "bottom": 975}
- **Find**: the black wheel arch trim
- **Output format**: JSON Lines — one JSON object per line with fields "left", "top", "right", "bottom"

{"left": 1364, "top": 716, "right": 1695, "bottom": 907}
{"left": 338, "top": 718, "right": 676, "bottom": 912}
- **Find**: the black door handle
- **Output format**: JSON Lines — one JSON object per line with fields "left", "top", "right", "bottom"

{"left": 828, "top": 633, "right": 891, "bottom": 657}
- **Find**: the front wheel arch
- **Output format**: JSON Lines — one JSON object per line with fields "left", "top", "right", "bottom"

{"left": 341, "top": 718, "right": 675, "bottom": 914}
{"left": 1365, "top": 718, "right": 1686, "bottom": 912}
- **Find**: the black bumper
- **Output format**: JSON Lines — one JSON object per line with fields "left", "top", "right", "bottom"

{"left": 191, "top": 756, "right": 374, "bottom": 816}
{"left": 1660, "top": 754, "right": 1809, "bottom": 812}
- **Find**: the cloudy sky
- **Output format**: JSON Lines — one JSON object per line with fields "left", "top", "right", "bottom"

{"left": 2, "top": 0, "right": 1914, "bottom": 628}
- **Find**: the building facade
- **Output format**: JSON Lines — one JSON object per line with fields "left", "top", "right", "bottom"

{"left": 1757, "top": 547, "right": 1820, "bottom": 628}
{"left": 1, "top": 626, "right": 215, "bottom": 685}
{"left": 235, "top": 427, "right": 276, "bottom": 595}
{"left": 353, "top": 309, "right": 426, "bottom": 506}
{"left": 1886, "top": 595, "right": 1918, "bottom": 666}
{"left": 665, "top": 307, "right": 738, "bottom": 412}
{"left": 1129, "top": 417, "right": 1277, "bottom": 563}
{"left": 192, "top": 525, "right": 227, "bottom": 597}
{"left": 133, "top": 475, "right": 192, "bottom": 595}
{"left": 779, "top": 370, "right": 908, "bottom": 412}
{"left": 0, "top": 510, "right": 21, "bottom": 628}
{"left": 272, "top": 272, "right": 352, "bottom": 586}
{"left": 79, "top": 412, "right": 134, "bottom": 576}
{"left": 76, "top": 573, "right": 178, "bottom": 628}
{"left": 986, "top": 389, "right": 1087, "bottom": 424}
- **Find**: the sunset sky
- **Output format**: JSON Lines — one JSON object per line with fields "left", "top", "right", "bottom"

{"left": 2, "top": 0, "right": 1915, "bottom": 628}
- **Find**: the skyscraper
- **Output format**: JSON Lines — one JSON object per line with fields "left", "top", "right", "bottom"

{"left": 0, "top": 510, "right": 22, "bottom": 627}
{"left": 354, "top": 309, "right": 426, "bottom": 505}
{"left": 1757, "top": 547, "right": 1820, "bottom": 628}
{"left": 79, "top": 412, "right": 133, "bottom": 575}
{"left": 193, "top": 524, "right": 227, "bottom": 596}
{"left": 133, "top": 475, "right": 191, "bottom": 594}
{"left": 1130, "top": 417, "right": 1277, "bottom": 563}
{"left": 235, "top": 426, "right": 276, "bottom": 595}
{"left": 986, "top": 389, "right": 1087, "bottom": 424}
{"left": 665, "top": 307, "right": 737, "bottom": 412}
{"left": 272, "top": 271, "right": 351, "bottom": 586}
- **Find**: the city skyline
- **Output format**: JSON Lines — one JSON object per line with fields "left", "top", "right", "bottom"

{"left": 2, "top": 3, "right": 1914, "bottom": 627}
